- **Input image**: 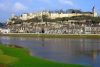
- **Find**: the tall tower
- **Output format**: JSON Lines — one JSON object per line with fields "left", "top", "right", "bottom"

{"left": 92, "top": 0, "right": 97, "bottom": 17}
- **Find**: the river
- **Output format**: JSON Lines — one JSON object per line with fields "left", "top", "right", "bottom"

{"left": 0, "top": 36, "right": 100, "bottom": 67}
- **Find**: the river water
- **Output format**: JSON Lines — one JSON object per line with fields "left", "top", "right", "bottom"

{"left": 0, "top": 36, "right": 100, "bottom": 67}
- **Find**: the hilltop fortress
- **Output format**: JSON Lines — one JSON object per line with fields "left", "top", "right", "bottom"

{"left": 9, "top": 6, "right": 97, "bottom": 21}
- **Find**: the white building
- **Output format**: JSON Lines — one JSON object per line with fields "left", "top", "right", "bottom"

{"left": 85, "top": 27, "right": 91, "bottom": 34}
{"left": 0, "top": 28, "right": 10, "bottom": 34}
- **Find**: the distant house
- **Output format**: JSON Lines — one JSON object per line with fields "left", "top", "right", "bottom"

{"left": 91, "top": 25, "right": 100, "bottom": 34}
{"left": 85, "top": 25, "right": 100, "bottom": 34}
{"left": 85, "top": 26, "right": 91, "bottom": 34}
{"left": 0, "top": 28, "right": 10, "bottom": 33}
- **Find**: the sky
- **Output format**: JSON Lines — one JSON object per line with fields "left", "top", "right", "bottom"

{"left": 0, "top": 0, "right": 100, "bottom": 22}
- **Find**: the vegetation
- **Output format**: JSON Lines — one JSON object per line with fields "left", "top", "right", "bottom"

{"left": 1, "top": 33, "right": 100, "bottom": 38}
{"left": 49, "top": 9, "right": 82, "bottom": 13}
{"left": 0, "top": 45, "right": 92, "bottom": 67}
{"left": 8, "top": 13, "right": 100, "bottom": 25}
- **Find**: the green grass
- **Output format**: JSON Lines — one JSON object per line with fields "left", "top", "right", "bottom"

{"left": 0, "top": 49, "right": 3, "bottom": 54}
{"left": 0, "top": 49, "right": 18, "bottom": 65}
{"left": 1, "top": 33, "right": 100, "bottom": 38}
{"left": 0, "top": 55, "right": 18, "bottom": 64}
{"left": 0, "top": 44, "right": 92, "bottom": 67}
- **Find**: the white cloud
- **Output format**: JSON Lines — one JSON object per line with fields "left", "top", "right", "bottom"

{"left": 59, "top": 0, "right": 74, "bottom": 6}
{"left": 0, "top": 2, "right": 28, "bottom": 12}
{"left": 13, "top": 2, "right": 28, "bottom": 11}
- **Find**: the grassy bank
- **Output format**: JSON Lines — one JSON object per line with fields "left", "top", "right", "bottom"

{"left": 0, "top": 44, "right": 92, "bottom": 67}
{"left": 1, "top": 33, "right": 100, "bottom": 38}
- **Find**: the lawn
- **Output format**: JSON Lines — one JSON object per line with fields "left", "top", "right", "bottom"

{"left": 0, "top": 44, "right": 92, "bottom": 67}
{"left": 1, "top": 33, "right": 100, "bottom": 38}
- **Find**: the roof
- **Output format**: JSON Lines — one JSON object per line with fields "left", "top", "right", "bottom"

{"left": 81, "top": 12, "right": 93, "bottom": 14}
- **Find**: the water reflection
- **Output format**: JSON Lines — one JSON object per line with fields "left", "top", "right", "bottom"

{"left": 0, "top": 36, "right": 100, "bottom": 67}
{"left": 41, "top": 37, "right": 45, "bottom": 47}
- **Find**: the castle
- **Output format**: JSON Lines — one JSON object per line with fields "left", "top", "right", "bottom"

{"left": 17, "top": 6, "right": 98, "bottom": 21}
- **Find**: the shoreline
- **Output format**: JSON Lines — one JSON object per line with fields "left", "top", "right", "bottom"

{"left": 1, "top": 33, "right": 100, "bottom": 38}
{"left": 0, "top": 44, "right": 91, "bottom": 67}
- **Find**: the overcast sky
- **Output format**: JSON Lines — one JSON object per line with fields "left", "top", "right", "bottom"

{"left": 0, "top": 0, "right": 100, "bottom": 22}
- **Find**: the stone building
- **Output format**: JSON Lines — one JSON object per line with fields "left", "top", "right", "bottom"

{"left": 9, "top": 6, "right": 97, "bottom": 21}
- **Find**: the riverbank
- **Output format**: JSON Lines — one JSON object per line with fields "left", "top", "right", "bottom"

{"left": 0, "top": 44, "right": 91, "bottom": 67}
{"left": 1, "top": 33, "right": 100, "bottom": 38}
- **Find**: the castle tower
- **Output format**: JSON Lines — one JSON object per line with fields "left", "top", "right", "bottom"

{"left": 92, "top": 5, "right": 97, "bottom": 17}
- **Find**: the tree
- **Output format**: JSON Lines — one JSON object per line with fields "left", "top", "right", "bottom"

{"left": 14, "top": 19, "right": 23, "bottom": 24}
{"left": 66, "top": 9, "right": 82, "bottom": 13}
{"left": 91, "top": 17, "right": 100, "bottom": 24}
{"left": 42, "top": 15, "right": 49, "bottom": 22}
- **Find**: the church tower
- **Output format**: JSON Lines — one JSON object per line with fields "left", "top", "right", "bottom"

{"left": 92, "top": 5, "right": 97, "bottom": 17}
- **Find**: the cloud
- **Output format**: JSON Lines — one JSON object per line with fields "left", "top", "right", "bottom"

{"left": 0, "top": 1, "right": 28, "bottom": 12}
{"left": 13, "top": 2, "right": 28, "bottom": 11}
{"left": 59, "top": 0, "right": 74, "bottom": 6}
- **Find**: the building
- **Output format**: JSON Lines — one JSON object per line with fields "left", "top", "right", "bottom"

{"left": 9, "top": 6, "right": 97, "bottom": 21}
{"left": 0, "top": 28, "right": 10, "bottom": 34}
{"left": 48, "top": 6, "right": 97, "bottom": 19}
